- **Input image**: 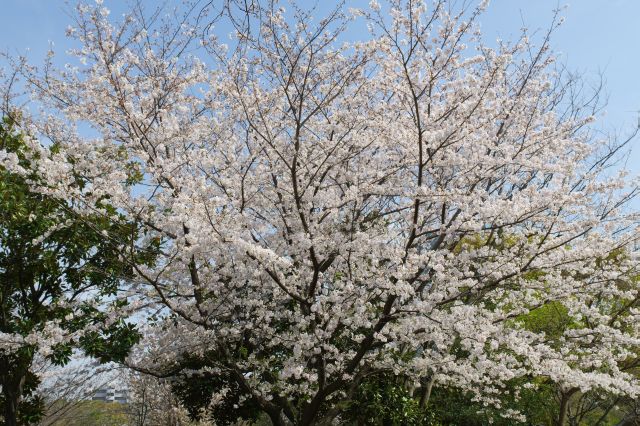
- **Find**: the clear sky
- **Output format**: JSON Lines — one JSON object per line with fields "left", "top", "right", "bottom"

{"left": 1, "top": 0, "right": 639, "bottom": 165}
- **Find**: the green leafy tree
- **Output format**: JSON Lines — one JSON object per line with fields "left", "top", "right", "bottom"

{"left": 0, "top": 116, "right": 140, "bottom": 426}
{"left": 341, "top": 373, "right": 436, "bottom": 426}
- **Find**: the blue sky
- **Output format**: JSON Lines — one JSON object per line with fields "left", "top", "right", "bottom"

{"left": 1, "top": 0, "right": 639, "bottom": 164}
{"left": 482, "top": 0, "right": 640, "bottom": 138}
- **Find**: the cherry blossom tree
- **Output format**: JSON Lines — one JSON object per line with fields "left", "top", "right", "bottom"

{"left": 3, "top": 0, "right": 640, "bottom": 424}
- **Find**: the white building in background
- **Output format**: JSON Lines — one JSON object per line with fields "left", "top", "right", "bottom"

{"left": 92, "top": 387, "right": 128, "bottom": 403}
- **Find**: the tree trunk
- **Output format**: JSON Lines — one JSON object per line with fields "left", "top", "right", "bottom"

{"left": 419, "top": 375, "right": 435, "bottom": 409}
{"left": 2, "top": 379, "right": 22, "bottom": 426}
{"left": 557, "top": 388, "right": 578, "bottom": 426}
{"left": 265, "top": 407, "right": 287, "bottom": 426}
{"left": 3, "top": 400, "right": 18, "bottom": 426}
{"left": 0, "top": 356, "right": 28, "bottom": 426}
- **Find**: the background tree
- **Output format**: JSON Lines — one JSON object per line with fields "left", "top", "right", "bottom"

{"left": 0, "top": 116, "right": 140, "bottom": 426}
{"left": 4, "top": 0, "right": 640, "bottom": 424}
{"left": 37, "top": 357, "right": 125, "bottom": 426}
{"left": 126, "top": 371, "right": 221, "bottom": 426}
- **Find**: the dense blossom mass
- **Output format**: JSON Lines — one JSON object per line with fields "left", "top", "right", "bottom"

{"left": 2, "top": 0, "right": 640, "bottom": 424}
